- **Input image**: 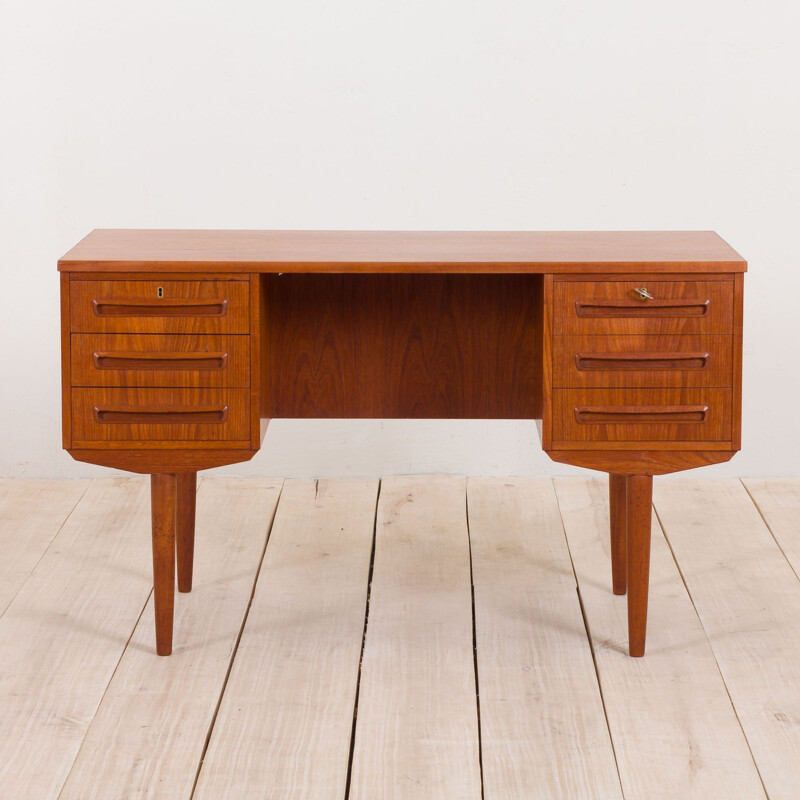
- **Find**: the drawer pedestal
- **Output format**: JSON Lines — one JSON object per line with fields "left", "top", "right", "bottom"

{"left": 61, "top": 273, "right": 265, "bottom": 655}
{"left": 543, "top": 273, "right": 743, "bottom": 655}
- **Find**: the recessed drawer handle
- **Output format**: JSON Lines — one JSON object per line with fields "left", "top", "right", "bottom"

{"left": 574, "top": 405, "right": 709, "bottom": 424}
{"left": 574, "top": 352, "right": 710, "bottom": 371}
{"left": 575, "top": 300, "right": 710, "bottom": 318}
{"left": 93, "top": 406, "right": 229, "bottom": 424}
{"left": 92, "top": 299, "right": 229, "bottom": 318}
{"left": 92, "top": 351, "right": 229, "bottom": 371}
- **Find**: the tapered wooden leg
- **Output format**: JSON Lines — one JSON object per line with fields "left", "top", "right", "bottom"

{"left": 626, "top": 475, "right": 653, "bottom": 657}
{"left": 176, "top": 472, "right": 197, "bottom": 593}
{"left": 151, "top": 473, "right": 177, "bottom": 656}
{"left": 609, "top": 473, "right": 627, "bottom": 596}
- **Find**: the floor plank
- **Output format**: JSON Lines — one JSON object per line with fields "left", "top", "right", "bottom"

{"left": 348, "top": 475, "right": 482, "bottom": 800}
{"left": 0, "top": 478, "right": 88, "bottom": 616}
{"left": 554, "top": 477, "right": 765, "bottom": 800}
{"left": 743, "top": 478, "right": 800, "bottom": 578}
{"left": 469, "top": 478, "right": 622, "bottom": 799}
{"left": 0, "top": 478, "right": 153, "bottom": 799}
{"left": 58, "top": 477, "right": 282, "bottom": 800}
{"left": 655, "top": 478, "right": 800, "bottom": 800}
{"left": 194, "top": 478, "right": 378, "bottom": 800}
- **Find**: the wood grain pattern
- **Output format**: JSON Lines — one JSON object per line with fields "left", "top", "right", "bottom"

{"left": 175, "top": 472, "right": 196, "bottom": 593}
{"left": 554, "top": 271, "right": 739, "bottom": 282}
{"left": 609, "top": 474, "right": 627, "bottom": 595}
{"left": 70, "top": 279, "right": 249, "bottom": 333}
{"left": 151, "top": 474, "right": 176, "bottom": 656}
{"left": 61, "top": 273, "right": 72, "bottom": 448}
{"left": 554, "top": 477, "right": 766, "bottom": 799}
{"left": 554, "top": 279, "right": 734, "bottom": 335}
{"left": 58, "top": 230, "right": 747, "bottom": 273}
{"left": 69, "top": 271, "right": 249, "bottom": 281}
{"left": 66, "top": 447, "right": 258, "bottom": 474}
{"left": 258, "top": 272, "right": 270, "bottom": 419}
{"left": 655, "top": 479, "right": 800, "bottom": 800}
{"left": 267, "top": 274, "right": 542, "bottom": 419}
{"left": 249, "top": 273, "right": 263, "bottom": 447}
{"left": 349, "top": 476, "right": 481, "bottom": 799}
{"left": 540, "top": 273, "right": 554, "bottom": 449}
{"left": 194, "top": 479, "right": 376, "bottom": 800}
{"left": 552, "top": 388, "right": 732, "bottom": 445}
{"left": 71, "top": 387, "right": 250, "bottom": 447}
{"left": 0, "top": 478, "right": 154, "bottom": 799}
{"left": 546, "top": 448, "right": 737, "bottom": 475}
{"left": 732, "top": 272, "right": 744, "bottom": 450}
{"left": 0, "top": 479, "right": 88, "bottom": 617}
{"left": 553, "top": 334, "right": 733, "bottom": 388}
{"left": 626, "top": 475, "right": 652, "bottom": 656}
{"left": 70, "top": 333, "right": 250, "bottom": 387}
{"left": 468, "top": 478, "right": 622, "bottom": 799}
{"left": 58, "top": 478, "right": 282, "bottom": 800}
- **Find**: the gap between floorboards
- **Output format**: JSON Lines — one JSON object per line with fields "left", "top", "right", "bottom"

{"left": 343, "top": 479, "right": 381, "bottom": 800}
{"left": 187, "top": 479, "right": 285, "bottom": 800}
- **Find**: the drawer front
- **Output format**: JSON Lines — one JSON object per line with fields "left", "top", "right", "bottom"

{"left": 553, "top": 335, "right": 733, "bottom": 389}
{"left": 71, "top": 388, "right": 250, "bottom": 448}
{"left": 70, "top": 279, "right": 249, "bottom": 333}
{"left": 552, "top": 388, "right": 732, "bottom": 446}
{"left": 554, "top": 280, "right": 733, "bottom": 335}
{"left": 71, "top": 334, "right": 250, "bottom": 388}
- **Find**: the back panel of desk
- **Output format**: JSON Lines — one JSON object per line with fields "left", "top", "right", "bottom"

{"left": 263, "top": 274, "right": 544, "bottom": 419}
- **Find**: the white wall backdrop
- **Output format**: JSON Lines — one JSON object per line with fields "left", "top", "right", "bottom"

{"left": 1, "top": 0, "right": 798, "bottom": 478}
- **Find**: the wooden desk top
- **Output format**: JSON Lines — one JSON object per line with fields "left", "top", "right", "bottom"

{"left": 58, "top": 230, "right": 746, "bottom": 274}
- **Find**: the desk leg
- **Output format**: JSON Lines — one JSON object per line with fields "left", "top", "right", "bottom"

{"left": 609, "top": 474, "right": 627, "bottom": 596}
{"left": 151, "top": 474, "right": 176, "bottom": 656}
{"left": 626, "top": 475, "right": 653, "bottom": 657}
{"left": 176, "top": 472, "right": 197, "bottom": 593}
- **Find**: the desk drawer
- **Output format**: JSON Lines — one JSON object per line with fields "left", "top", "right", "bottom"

{"left": 70, "top": 279, "right": 249, "bottom": 334}
{"left": 553, "top": 335, "right": 733, "bottom": 389}
{"left": 71, "top": 334, "right": 250, "bottom": 388}
{"left": 552, "top": 388, "right": 732, "bottom": 446}
{"left": 554, "top": 280, "right": 733, "bottom": 335}
{"left": 71, "top": 388, "right": 250, "bottom": 447}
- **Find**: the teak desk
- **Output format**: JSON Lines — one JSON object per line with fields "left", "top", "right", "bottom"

{"left": 58, "top": 230, "right": 746, "bottom": 657}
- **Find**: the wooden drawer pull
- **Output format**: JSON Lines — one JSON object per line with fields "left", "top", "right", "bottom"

{"left": 93, "top": 406, "right": 229, "bottom": 424}
{"left": 574, "top": 405, "right": 709, "bottom": 424}
{"left": 574, "top": 352, "right": 710, "bottom": 371}
{"left": 92, "top": 351, "right": 229, "bottom": 371}
{"left": 575, "top": 300, "right": 710, "bottom": 318}
{"left": 92, "top": 299, "right": 229, "bottom": 318}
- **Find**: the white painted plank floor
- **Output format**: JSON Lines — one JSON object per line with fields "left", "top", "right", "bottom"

{"left": 1, "top": 476, "right": 799, "bottom": 799}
